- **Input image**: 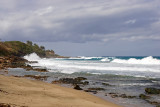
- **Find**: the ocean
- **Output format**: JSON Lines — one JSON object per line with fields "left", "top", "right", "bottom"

{"left": 8, "top": 53, "right": 160, "bottom": 107}
{"left": 24, "top": 53, "right": 160, "bottom": 78}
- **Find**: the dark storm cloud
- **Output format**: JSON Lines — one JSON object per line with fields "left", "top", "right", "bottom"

{"left": 0, "top": 0, "right": 160, "bottom": 42}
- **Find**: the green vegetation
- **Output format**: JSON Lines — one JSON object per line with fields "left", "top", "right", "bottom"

{"left": 0, "top": 41, "right": 57, "bottom": 57}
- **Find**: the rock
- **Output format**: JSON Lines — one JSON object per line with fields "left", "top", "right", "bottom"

{"left": 0, "top": 89, "right": 8, "bottom": 94}
{"left": 149, "top": 101, "right": 160, "bottom": 105}
{"left": 33, "top": 68, "right": 48, "bottom": 72}
{"left": 51, "top": 77, "right": 89, "bottom": 85}
{"left": 24, "top": 75, "right": 49, "bottom": 81}
{"left": 75, "top": 77, "right": 87, "bottom": 81}
{"left": 0, "top": 103, "right": 11, "bottom": 107}
{"left": 111, "top": 94, "right": 118, "bottom": 98}
{"left": 85, "top": 86, "right": 105, "bottom": 94}
{"left": 147, "top": 100, "right": 160, "bottom": 106}
{"left": 102, "top": 83, "right": 112, "bottom": 86}
{"left": 127, "top": 95, "right": 136, "bottom": 99}
{"left": 139, "top": 94, "right": 150, "bottom": 100}
{"left": 28, "top": 61, "right": 38, "bottom": 63}
{"left": 83, "top": 81, "right": 89, "bottom": 85}
{"left": 84, "top": 90, "right": 97, "bottom": 94}
{"left": 74, "top": 85, "right": 83, "bottom": 90}
{"left": 109, "top": 92, "right": 117, "bottom": 95}
{"left": 119, "top": 94, "right": 127, "bottom": 98}
{"left": 88, "top": 87, "right": 105, "bottom": 91}
{"left": 108, "top": 93, "right": 119, "bottom": 98}
{"left": 145, "top": 88, "right": 160, "bottom": 94}
{"left": 108, "top": 93, "right": 136, "bottom": 99}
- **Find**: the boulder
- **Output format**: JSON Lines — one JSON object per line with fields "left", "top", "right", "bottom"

{"left": 139, "top": 94, "right": 150, "bottom": 100}
{"left": 74, "top": 85, "right": 83, "bottom": 90}
{"left": 145, "top": 88, "right": 160, "bottom": 94}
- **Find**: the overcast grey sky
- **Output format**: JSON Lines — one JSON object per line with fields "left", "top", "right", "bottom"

{"left": 0, "top": 0, "right": 160, "bottom": 56}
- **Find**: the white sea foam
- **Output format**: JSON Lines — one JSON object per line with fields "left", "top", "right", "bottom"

{"left": 24, "top": 53, "right": 41, "bottom": 61}
{"left": 24, "top": 53, "right": 160, "bottom": 77}
{"left": 112, "top": 56, "right": 160, "bottom": 65}
{"left": 119, "top": 83, "right": 153, "bottom": 86}
{"left": 69, "top": 56, "right": 103, "bottom": 60}
{"left": 101, "top": 58, "right": 110, "bottom": 62}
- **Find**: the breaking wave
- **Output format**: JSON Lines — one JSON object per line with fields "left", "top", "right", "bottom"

{"left": 24, "top": 53, "right": 41, "bottom": 61}
{"left": 24, "top": 53, "right": 160, "bottom": 77}
{"left": 111, "top": 56, "right": 160, "bottom": 65}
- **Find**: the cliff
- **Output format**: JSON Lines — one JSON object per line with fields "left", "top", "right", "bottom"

{"left": 0, "top": 41, "right": 64, "bottom": 58}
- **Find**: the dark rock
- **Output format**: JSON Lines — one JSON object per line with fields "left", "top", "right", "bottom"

{"left": 24, "top": 75, "right": 49, "bottom": 81}
{"left": 83, "top": 81, "right": 89, "bottom": 85}
{"left": 147, "top": 100, "right": 160, "bottom": 106}
{"left": 51, "top": 77, "right": 89, "bottom": 85}
{"left": 108, "top": 93, "right": 136, "bottom": 99}
{"left": 84, "top": 90, "right": 97, "bottom": 94}
{"left": 75, "top": 77, "right": 87, "bottom": 81}
{"left": 26, "top": 64, "right": 31, "bottom": 67}
{"left": 139, "top": 94, "right": 150, "bottom": 100}
{"left": 102, "top": 83, "right": 111, "bottom": 86}
{"left": 145, "top": 88, "right": 160, "bottom": 94}
{"left": 0, "top": 89, "right": 8, "bottom": 94}
{"left": 28, "top": 61, "right": 38, "bottom": 63}
{"left": 119, "top": 94, "right": 127, "bottom": 98}
{"left": 33, "top": 68, "right": 48, "bottom": 72}
{"left": 88, "top": 87, "right": 105, "bottom": 91}
{"left": 108, "top": 93, "right": 119, "bottom": 98}
{"left": 0, "top": 103, "right": 11, "bottom": 107}
{"left": 74, "top": 85, "right": 83, "bottom": 90}
{"left": 127, "top": 95, "right": 136, "bottom": 99}
{"left": 109, "top": 92, "right": 117, "bottom": 95}
{"left": 111, "top": 94, "right": 118, "bottom": 98}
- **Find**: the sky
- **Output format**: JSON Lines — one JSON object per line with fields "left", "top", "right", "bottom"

{"left": 0, "top": 0, "right": 160, "bottom": 56}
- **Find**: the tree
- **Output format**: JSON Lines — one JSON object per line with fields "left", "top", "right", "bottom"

{"left": 26, "top": 41, "right": 32, "bottom": 46}
{"left": 40, "top": 46, "right": 45, "bottom": 50}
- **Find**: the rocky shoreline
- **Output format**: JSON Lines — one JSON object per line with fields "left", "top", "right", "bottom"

{"left": 51, "top": 77, "right": 160, "bottom": 107}
{"left": 0, "top": 56, "right": 160, "bottom": 107}
{"left": 0, "top": 56, "right": 49, "bottom": 73}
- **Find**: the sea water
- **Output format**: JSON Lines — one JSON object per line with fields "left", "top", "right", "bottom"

{"left": 10, "top": 53, "right": 160, "bottom": 107}
{"left": 24, "top": 53, "right": 160, "bottom": 78}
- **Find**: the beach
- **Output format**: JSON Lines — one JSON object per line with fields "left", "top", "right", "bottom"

{"left": 0, "top": 74, "right": 121, "bottom": 107}
{"left": 0, "top": 41, "right": 159, "bottom": 107}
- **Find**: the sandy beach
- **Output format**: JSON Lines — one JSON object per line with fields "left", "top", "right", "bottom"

{"left": 0, "top": 75, "right": 121, "bottom": 107}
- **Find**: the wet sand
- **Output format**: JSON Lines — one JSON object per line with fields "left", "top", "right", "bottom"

{"left": 0, "top": 75, "right": 122, "bottom": 107}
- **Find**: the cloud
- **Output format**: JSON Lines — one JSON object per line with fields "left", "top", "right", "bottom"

{"left": 35, "top": 6, "right": 54, "bottom": 16}
{"left": 0, "top": 0, "right": 160, "bottom": 43}
{"left": 125, "top": 19, "right": 136, "bottom": 24}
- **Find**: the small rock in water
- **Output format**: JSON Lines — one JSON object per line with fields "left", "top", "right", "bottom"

{"left": 75, "top": 77, "right": 87, "bottom": 81}
{"left": 51, "top": 77, "right": 89, "bottom": 85}
{"left": 74, "top": 85, "right": 83, "bottom": 90}
{"left": 24, "top": 75, "right": 49, "bottom": 81}
{"left": 102, "top": 83, "right": 112, "bottom": 86}
{"left": 139, "top": 94, "right": 150, "bottom": 100}
{"left": 108, "top": 93, "right": 119, "bottom": 98}
{"left": 145, "top": 88, "right": 160, "bottom": 94}
{"left": 84, "top": 90, "right": 97, "bottom": 94}
{"left": 147, "top": 100, "right": 160, "bottom": 106}
{"left": 88, "top": 88, "right": 105, "bottom": 91}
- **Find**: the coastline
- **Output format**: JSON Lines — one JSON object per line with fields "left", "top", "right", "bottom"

{"left": 0, "top": 52, "right": 159, "bottom": 107}
{"left": 0, "top": 74, "right": 122, "bottom": 107}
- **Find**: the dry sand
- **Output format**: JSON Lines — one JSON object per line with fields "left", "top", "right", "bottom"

{"left": 0, "top": 75, "right": 122, "bottom": 107}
